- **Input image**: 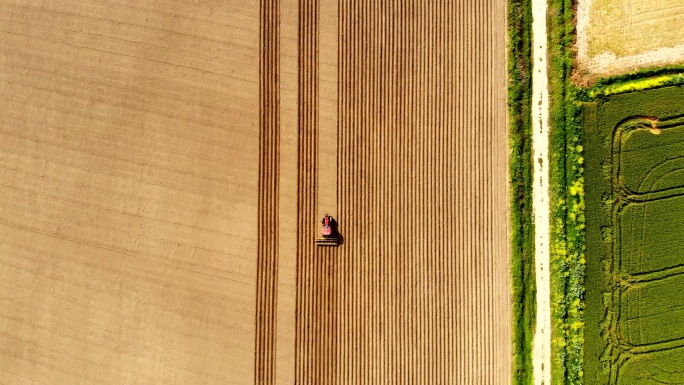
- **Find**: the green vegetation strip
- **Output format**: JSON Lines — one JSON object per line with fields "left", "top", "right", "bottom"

{"left": 578, "top": 66, "right": 684, "bottom": 100}
{"left": 548, "top": 0, "right": 585, "bottom": 383}
{"left": 508, "top": 0, "right": 534, "bottom": 383}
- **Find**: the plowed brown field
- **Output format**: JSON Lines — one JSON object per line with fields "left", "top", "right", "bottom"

{"left": 0, "top": 1, "right": 509, "bottom": 384}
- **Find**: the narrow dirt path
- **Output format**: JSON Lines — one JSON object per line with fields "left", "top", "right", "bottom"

{"left": 531, "top": 0, "right": 552, "bottom": 383}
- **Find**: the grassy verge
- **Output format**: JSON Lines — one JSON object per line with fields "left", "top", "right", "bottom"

{"left": 578, "top": 68, "right": 684, "bottom": 100}
{"left": 508, "top": 0, "right": 534, "bottom": 383}
{"left": 547, "top": 0, "right": 586, "bottom": 383}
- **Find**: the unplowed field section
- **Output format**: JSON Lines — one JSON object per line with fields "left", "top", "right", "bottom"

{"left": 584, "top": 87, "right": 684, "bottom": 384}
{"left": 0, "top": 2, "right": 259, "bottom": 384}
{"left": 295, "top": 1, "right": 510, "bottom": 384}
{"left": 576, "top": 0, "right": 684, "bottom": 80}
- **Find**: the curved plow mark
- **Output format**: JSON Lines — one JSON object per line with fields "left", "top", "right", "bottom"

{"left": 606, "top": 114, "right": 684, "bottom": 384}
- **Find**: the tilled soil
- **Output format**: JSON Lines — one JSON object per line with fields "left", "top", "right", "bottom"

{"left": 0, "top": 1, "right": 511, "bottom": 384}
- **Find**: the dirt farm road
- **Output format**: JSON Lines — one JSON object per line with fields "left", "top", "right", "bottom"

{"left": 531, "top": 0, "right": 553, "bottom": 383}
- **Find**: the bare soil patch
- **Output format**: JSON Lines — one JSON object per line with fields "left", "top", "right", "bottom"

{"left": 576, "top": 0, "right": 684, "bottom": 83}
{"left": 0, "top": 2, "right": 260, "bottom": 384}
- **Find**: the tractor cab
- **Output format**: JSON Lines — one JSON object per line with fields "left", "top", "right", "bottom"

{"left": 321, "top": 215, "right": 334, "bottom": 237}
{"left": 316, "top": 214, "right": 339, "bottom": 246}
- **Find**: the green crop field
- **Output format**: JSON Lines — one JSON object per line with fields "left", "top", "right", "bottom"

{"left": 584, "top": 85, "right": 684, "bottom": 384}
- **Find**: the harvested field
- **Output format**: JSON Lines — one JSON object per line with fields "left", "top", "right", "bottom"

{"left": 584, "top": 86, "right": 684, "bottom": 384}
{"left": 576, "top": 0, "right": 684, "bottom": 81}
{"left": 0, "top": 1, "right": 260, "bottom": 384}
{"left": 0, "top": 0, "right": 510, "bottom": 384}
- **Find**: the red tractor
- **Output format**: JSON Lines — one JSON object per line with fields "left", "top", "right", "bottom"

{"left": 316, "top": 214, "right": 339, "bottom": 246}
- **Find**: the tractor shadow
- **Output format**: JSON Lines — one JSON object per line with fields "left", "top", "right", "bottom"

{"left": 336, "top": 232, "right": 345, "bottom": 246}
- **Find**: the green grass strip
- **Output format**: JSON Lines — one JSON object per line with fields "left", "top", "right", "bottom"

{"left": 548, "top": 0, "right": 586, "bottom": 383}
{"left": 583, "top": 72, "right": 684, "bottom": 99}
{"left": 508, "top": 0, "right": 535, "bottom": 383}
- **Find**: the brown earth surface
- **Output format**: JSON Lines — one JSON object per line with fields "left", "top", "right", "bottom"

{"left": 0, "top": 1, "right": 510, "bottom": 384}
{"left": 576, "top": 0, "right": 684, "bottom": 83}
